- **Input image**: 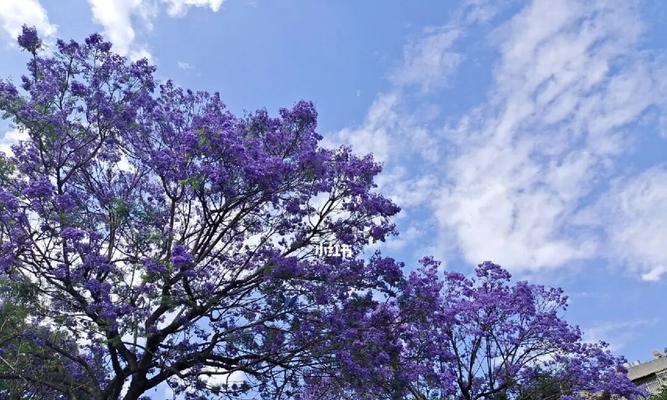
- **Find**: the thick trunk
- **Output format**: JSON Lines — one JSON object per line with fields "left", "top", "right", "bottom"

{"left": 121, "top": 376, "right": 147, "bottom": 400}
{"left": 100, "top": 375, "right": 130, "bottom": 400}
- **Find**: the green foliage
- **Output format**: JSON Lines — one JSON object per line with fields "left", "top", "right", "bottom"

{"left": 515, "top": 372, "right": 567, "bottom": 400}
{"left": 649, "top": 385, "right": 667, "bottom": 400}
{"left": 0, "top": 278, "right": 89, "bottom": 399}
{"left": 0, "top": 279, "right": 44, "bottom": 399}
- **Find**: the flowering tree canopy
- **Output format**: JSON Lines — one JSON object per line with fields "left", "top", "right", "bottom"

{"left": 0, "top": 26, "right": 401, "bottom": 399}
{"left": 304, "top": 260, "right": 643, "bottom": 400}
{"left": 0, "top": 27, "right": 644, "bottom": 400}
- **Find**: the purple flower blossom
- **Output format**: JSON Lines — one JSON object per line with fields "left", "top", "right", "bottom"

{"left": 70, "top": 81, "right": 88, "bottom": 97}
{"left": 61, "top": 227, "right": 85, "bottom": 241}
{"left": 23, "top": 178, "right": 54, "bottom": 198}
{"left": 143, "top": 258, "right": 166, "bottom": 274}
{"left": 171, "top": 244, "right": 194, "bottom": 267}
{"left": 0, "top": 254, "right": 15, "bottom": 272}
{"left": 17, "top": 25, "right": 41, "bottom": 53}
{"left": 0, "top": 189, "right": 19, "bottom": 211}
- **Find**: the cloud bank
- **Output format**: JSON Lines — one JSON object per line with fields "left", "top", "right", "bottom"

{"left": 0, "top": 0, "right": 56, "bottom": 46}
{"left": 333, "top": 0, "right": 667, "bottom": 278}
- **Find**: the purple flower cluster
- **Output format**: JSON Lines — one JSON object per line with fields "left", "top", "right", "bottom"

{"left": 171, "top": 244, "right": 194, "bottom": 267}
{"left": 23, "top": 178, "right": 54, "bottom": 198}
{"left": 17, "top": 25, "right": 41, "bottom": 53}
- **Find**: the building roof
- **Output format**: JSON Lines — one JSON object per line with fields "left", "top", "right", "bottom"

{"left": 628, "top": 357, "right": 667, "bottom": 381}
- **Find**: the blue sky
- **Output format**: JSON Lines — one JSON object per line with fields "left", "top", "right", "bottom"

{"left": 1, "top": 0, "right": 667, "bottom": 385}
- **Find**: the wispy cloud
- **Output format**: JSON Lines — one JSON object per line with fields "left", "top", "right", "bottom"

{"left": 87, "top": 0, "right": 225, "bottom": 60}
{"left": 177, "top": 61, "right": 194, "bottom": 70}
{"left": 325, "top": 92, "right": 401, "bottom": 164}
{"left": 87, "top": 0, "right": 157, "bottom": 59}
{"left": 326, "top": 2, "right": 480, "bottom": 262}
{"left": 583, "top": 318, "right": 659, "bottom": 352}
{"left": 0, "top": 128, "right": 28, "bottom": 156}
{"left": 390, "top": 26, "right": 462, "bottom": 92}
{"left": 164, "top": 0, "right": 224, "bottom": 17}
{"left": 435, "top": 0, "right": 667, "bottom": 272}
{"left": 588, "top": 166, "right": 667, "bottom": 281}
{"left": 334, "top": 0, "right": 667, "bottom": 278}
{"left": 0, "top": 0, "right": 56, "bottom": 47}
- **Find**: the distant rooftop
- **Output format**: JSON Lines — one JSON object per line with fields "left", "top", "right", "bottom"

{"left": 628, "top": 357, "right": 667, "bottom": 381}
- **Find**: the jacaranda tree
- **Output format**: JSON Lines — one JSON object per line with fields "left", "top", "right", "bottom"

{"left": 0, "top": 27, "right": 644, "bottom": 400}
{"left": 301, "top": 260, "right": 643, "bottom": 400}
{"left": 0, "top": 26, "right": 401, "bottom": 399}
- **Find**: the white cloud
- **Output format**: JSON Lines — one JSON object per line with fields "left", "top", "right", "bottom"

{"left": 327, "top": 6, "right": 471, "bottom": 262}
{"left": 177, "top": 61, "right": 194, "bottom": 70}
{"left": 326, "top": 91, "right": 446, "bottom": 263}
{"left": 590, "top": 166, "right": 667, "bottom": 281}
{"left": 325, "top": 92, "right": 400, "bottom": 164}
{"left": 87, "top": 0, "right": 155, "bottom": 58}
{"left": 460, "top": 0, "right": 499, "bottom": 24}
{"left": 0, "top": 0, "right": 56, "bottom": 46}
{"left": 87, "top": 0, "right": 224, "bottom": 59}
{"left": 391, "top": 26, "right": 462, "bottom": 92}
{"left": 434, "top": 0, "right": 667, "bottom": 272}
{"left": 0, "top": 128, "right": 28, "bottom": 156}
{"left": 385, "top": 225, "right": 424, "bottom": 251}
{"left": 329, "top": 0, "right": 667, "bottom": 277}
{"left": 329, "top": 8, "right": 468, "bottom": 164}
{"left": 164, "top": 0, "right": 224, "bottom": 17}
{"left": 583, "top": 318, "right": 659, "bottom": 351}
{"left": 375, "top": 167, "right": 438, "bottom": 209}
